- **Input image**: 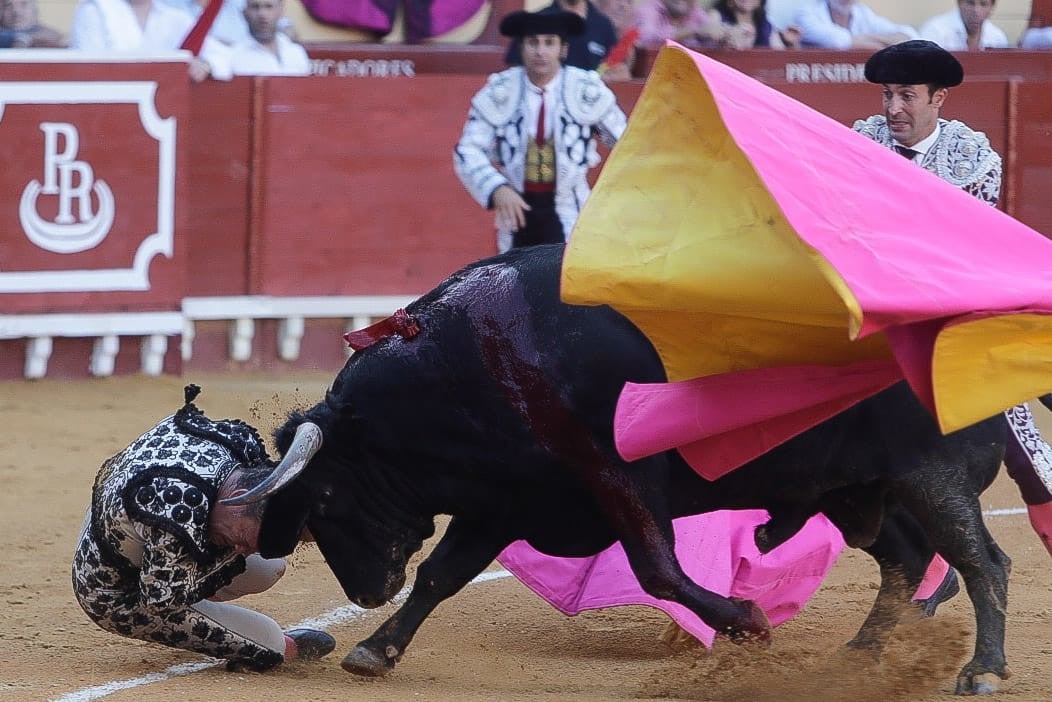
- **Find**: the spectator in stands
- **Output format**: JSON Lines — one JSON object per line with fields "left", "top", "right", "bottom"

{"left": 920, "top": 0, "right": 1007, "bottom": 51}
{"left": 455, "top": 9, "right": 627, "bottom": 252}
{"left": 713, "top": 0, "right": 802, "bottom": 48}
{"left": 70, "top": 0, "right": 233, "bottom": 82}
{"left": 635, "top": 0, "right": 752, "bottom": 50}
{"left": 594, "top": 0, "right": 638, "bottom": 80}
{"left": 228, "top": 0, "right": 308, "bottom": 75}
{"left": 160, "top": 0, "right": 297, "bottom": 45}
{"left": 0, "top": 0, "right": 66, "bottom": 47}
{"left": 1020, "top": 0, "right": 1052, "bottom": 48}
{"left": 794, "top": 0, "right": 918, "bottom": 49}
{"left": 505, "top": 0, "right": 617, "bottom": 72}
{"left": 160, "top": 0, "right": 250, "bottom": 45}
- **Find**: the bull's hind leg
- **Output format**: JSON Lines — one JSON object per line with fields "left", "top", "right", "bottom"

{"left": 895, "top": 491, "right": 1011, "bottom": 695}
{"left": 341, "top": 516, "right": 507, "bottom": 677}
{"left": 929, "top": 508, "right": 1009, "bottom": 695}
{"left": 847, "top": 505, "right": 938, "bottom": 654}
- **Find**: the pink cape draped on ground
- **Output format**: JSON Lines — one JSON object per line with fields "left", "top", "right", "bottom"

{"left": 498, "top": 43, "right": 1052, "bottom": 645}
{"left": 498, "top": 512, "right": 845, "bottom": 646}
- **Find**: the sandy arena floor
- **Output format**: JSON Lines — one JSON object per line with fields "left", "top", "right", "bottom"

{"left": 1, "top": 372, "right": 1050, "bottom": 701}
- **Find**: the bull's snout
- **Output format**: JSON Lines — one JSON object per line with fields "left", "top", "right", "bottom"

{"left": 351, "top": 570, "right": 405, "bottom": 609}
{"left": 353, "top": 594, "right": 389, "bottom": 609}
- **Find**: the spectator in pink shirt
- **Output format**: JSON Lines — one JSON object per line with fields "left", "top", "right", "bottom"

{"left": 635, "top": 0, "right": 750, "bottom": 49}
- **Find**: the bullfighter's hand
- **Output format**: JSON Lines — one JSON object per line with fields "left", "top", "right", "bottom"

{"left": 492, "top": 185, "right": 530, "bottom": 232}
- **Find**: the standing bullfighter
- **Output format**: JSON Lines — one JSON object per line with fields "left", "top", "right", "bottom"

{"left": 853, "top": 39, "right": 1052, "bottom": 559}
{"left": 71, "top": 385, "right": 334, "bottom": 670}
{"left": 453, "top": 8, "right": 628, "bottom": 253}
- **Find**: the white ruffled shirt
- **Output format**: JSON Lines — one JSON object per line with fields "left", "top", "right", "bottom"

{"left": 919, "top": 9, "right": 1008, "bottom": 51}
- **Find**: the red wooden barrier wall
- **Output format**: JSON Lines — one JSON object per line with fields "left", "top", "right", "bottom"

{"left": 0, "top": 50, "right": 1049, "bottom": 379}
{"left": 0, "top": 60, "right": 189, "bottom": 313}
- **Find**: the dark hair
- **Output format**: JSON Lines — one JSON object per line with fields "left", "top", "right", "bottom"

{"left": 713, "top": 0, "right": 770, "bottom": 47}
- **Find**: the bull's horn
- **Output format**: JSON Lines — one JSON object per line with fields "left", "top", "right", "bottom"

{"left": 220, "top": 422, "right": 323, "bottom": 506}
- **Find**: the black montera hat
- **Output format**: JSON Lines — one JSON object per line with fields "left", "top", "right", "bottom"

{"left": 864, "top": 40, "right": 964, "bottom": 88}
{"left": 499, "top": 8, "right": 586, "bottom": 39}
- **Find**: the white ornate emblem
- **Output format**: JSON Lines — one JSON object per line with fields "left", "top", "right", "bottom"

{"left": 0, "top": 81, "right": 175, "bottom": 293}
{"left": 20, "top": 122, "right": 115, "bottom": 254}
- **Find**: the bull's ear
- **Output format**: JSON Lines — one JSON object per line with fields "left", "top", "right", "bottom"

{"left": 258, "top": 482, "right": 311, "bottom": 558}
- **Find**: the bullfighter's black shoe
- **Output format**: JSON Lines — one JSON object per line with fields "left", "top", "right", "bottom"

{"left": 286, "top": 628, "right": 337, "bottom": 661}
{"left": 914, "top": 566, "right": 960, "bottom": 617}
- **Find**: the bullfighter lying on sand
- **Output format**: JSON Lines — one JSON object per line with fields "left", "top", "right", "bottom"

{"left": 72, "top": 384, "right": 335, "bottom": 671}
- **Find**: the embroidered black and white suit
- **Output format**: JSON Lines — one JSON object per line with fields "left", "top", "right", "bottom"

{"left": 71, "top": 390, "right": 285, "bottom": 668}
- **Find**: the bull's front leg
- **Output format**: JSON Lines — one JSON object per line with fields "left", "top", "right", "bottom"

{"left": 341, "top": 516, "right": 507, "bottom": 676}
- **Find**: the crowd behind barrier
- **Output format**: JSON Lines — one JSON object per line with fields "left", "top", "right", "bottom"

{"left": 1, "top": 2, "right": 1051, "bottom": 379}
{"left": 0, "top": 1, "right": 1047, "bottom": 57}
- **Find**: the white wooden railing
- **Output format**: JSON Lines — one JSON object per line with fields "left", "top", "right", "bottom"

{"left": 0, "top": 294, "right": 419, "bottom": 379}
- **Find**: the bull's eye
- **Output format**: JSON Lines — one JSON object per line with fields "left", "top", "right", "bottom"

{"left": 316, "top": 485, "right": 333, "bottom": 517}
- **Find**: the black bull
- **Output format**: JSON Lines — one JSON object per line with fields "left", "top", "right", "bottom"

{"left": 256, "top": 244, "right": 1012, "bottom": 695}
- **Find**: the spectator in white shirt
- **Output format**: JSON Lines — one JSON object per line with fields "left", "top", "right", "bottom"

{"left": 159, "top": 0, "right": 251, "bottom": 46}
{"left": 228, "top": 0, "right": 309, "bottom": 75}
{"left": 920, "top": 0, "right": 1007, "bottom": 51}
{"left": 70, "top": 0, "right": 232, "bottom": 81}
{"left": 794, "top": 0, "right": 918, "bottom": 49}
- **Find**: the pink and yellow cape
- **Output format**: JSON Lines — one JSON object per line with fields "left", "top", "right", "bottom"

{"left": 498, "top": 43, "right": 1052, "bottom": 644}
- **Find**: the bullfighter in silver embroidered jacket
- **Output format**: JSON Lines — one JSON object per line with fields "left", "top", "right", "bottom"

{"left": 454, "top": 8, "right": 627, "bottom": 253}
{"left": 72, "top": 385, "right": 335, "bottom": 670}
{"left": 852, "top": 117, "right": 1002, "bottom": 206}
{"left": 853, "top": 40, "right": 1052, "bottom": 559}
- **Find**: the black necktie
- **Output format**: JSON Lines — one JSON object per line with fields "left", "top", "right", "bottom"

{"left": 894, "top": 145, "right": 919, "bottom": 160}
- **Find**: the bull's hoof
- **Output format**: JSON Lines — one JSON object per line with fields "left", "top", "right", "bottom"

{"left": 955, "top": 672, "right": 1001, "bottom": 696}
{"left": 722, "top": 598, "right": 772, "bottom": 645}
{"left": 955, "top": 671, "right": 1006, "bottom": 696}
{"left": 341, "top": 645, "right": 396, "bottom": 677}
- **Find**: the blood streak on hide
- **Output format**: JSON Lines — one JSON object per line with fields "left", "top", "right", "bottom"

{"left": 454, "top": 264, "right": 645, "bottom": 516}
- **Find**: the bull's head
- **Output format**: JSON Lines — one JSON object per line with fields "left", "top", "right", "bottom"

{"left": 222, "top": 419, "right": 424, "bottom": 609}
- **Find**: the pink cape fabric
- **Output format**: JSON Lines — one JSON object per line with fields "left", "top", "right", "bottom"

{"left": 299, "top": 0, "right": 487, "bottom": 40}
{"left": 499, "top": 44, "right": 1052, "bottom": 647}
{"left": 615, "top": 360, "right": 901, "bottom": 481}
{"left": 498, "top": 512, "right": 845, "bottom": 646}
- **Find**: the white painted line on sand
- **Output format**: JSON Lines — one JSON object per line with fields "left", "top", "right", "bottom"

{"left": 51, "top": 570, "right": 513, "bottom": 702}
{"left": 50, "top": 507, "right": 1029, "bottom": 701}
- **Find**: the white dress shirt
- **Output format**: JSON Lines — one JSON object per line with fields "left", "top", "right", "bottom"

{"left": 525, "top": 72, "right": 562, "bottom": 144}
{"left": 228, "top": 32, "right": 310, "bottom": 76}
{"left": 228, "top": 32, "right": 309, "bottom": 75}
{"left": 70, "top": 0, "right": 233, "bottom": 79}
{"left": 919, "top": 9, "right": 1008, "bottom": 51}
{"left": 893, "top": 122, "right": 941, "bottom": 165}
{"left": 158, "top": 0, "right": 252, "bottom": 46}
{"left": 794, "top": 0, "right": 919, "bottom": 49}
